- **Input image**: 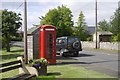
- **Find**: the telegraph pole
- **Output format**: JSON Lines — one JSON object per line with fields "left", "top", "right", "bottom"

{"left": 95, "top": 0, "right": 98, "bottom": 49}
{"left": 24, "top": 0, "right": 28, "bottom": 64}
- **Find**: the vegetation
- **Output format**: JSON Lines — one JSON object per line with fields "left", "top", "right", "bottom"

{"left": 111, "top": 33, "right": 120, "bottom": 42}
{"left": 29, "top": 58, "right": 48, "bottom": 66}
{"left": 47, "top": 65, "right": 113, "bottom": 78}
{"left": 110, "top": 8, "right": 120, "bottom": 42}
{"left": 2, "top": 64, "right": 114, "bottom": 79}
{"left": 98, "top": 19, "right": 110, "bottom": 31}
{"left": 1, "top": 9, "right": 22, "bottom": 52}
{"left": 73, "top": 11, "right": 89, "bottom": 41}
{"left": 98, "top": 8, "right": 120, "bottom": 42}
{"left": 0, "top": 47, "right": 24, "bottom": 63}
{"left": 110, "top": 8, "right": 120, "bottom": 36}
{"left": 39, "top": 5, "right": 73, "bottom": 37}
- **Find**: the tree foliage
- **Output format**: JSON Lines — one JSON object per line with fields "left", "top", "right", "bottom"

{"left": 73, "top": 11, "right": 89, "bottom": 41}
{"left": 98, "top": 8, "right": 120, "bottom": 42}
{"left": 98, "top": 19, "right": 110, "bottom": 31}
{"left": 110, "top": 8, "right": 120, "bottom": 41}
{"left": 111, "top": 33, "right": 120, "bottom": 42}
{"left": 1, "top": 9, "right": 22, "bottom": 52}
{"left": 110, "top": 8, "right": 120, "bottom": 35}
{"left": 39, "top": 5, "right": 73, "bottom": 37}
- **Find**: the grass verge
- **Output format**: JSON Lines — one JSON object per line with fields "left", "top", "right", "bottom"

{"left": 0, "top": 47, "right": 24, "bottom": 63}
{"left": 46, "top": 65, "right": 114, "bottom": 78}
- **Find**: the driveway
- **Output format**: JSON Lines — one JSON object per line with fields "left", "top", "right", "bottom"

{"left": 57, "top": 50, "right": 119, "bottom": 77}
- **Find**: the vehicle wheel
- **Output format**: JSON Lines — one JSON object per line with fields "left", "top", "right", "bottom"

{"left": 60, "top": 50, "right": 66, "bottom": 57}
{"left": 72, "top": 41, "right": 80, "bottom": 49}
{"left": 73, "top": 51, "right": 79, "bottom": 57}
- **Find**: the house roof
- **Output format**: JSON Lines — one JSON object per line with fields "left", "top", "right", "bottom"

{"left": 27, "top": 25, "right": 55, "bottom": 35}
{"left": 72, "top": 26, "right": 96, "bottom": 35}
{"left": 27, "top": 26, "right": 40, "bottom": 35}
{"left": 94, "top": 31, "right": 113, "bottom": 35}
{"left": 87, "top": 27, "right": 95, "bottom": 35}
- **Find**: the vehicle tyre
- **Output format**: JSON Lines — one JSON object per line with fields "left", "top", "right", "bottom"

{"left": 60, "top": 50, "right": 67, "bottom": 57}
{"left": 72, "top": 41, "right": 80, "bottom": 49}
{"left": 73, "top": 51, "right": 79, "bottom": 57}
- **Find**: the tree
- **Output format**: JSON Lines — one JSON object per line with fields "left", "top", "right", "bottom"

{"left": 1, "top": 9, "right": 22, "bottom": 52}
{"left": 74, "top": 11, "right": 89, "bottom": 41}
{"left": 40, "top": 5, "right": 73, "bottom": 37}
{"left": 109, "top": 8, "right": 120, "bottom": 41}
{"left": 110, "top": 8, "right": 120, "bottom": 35}
{"left": 98, "top": 19, "right": 110, "bottom": 31}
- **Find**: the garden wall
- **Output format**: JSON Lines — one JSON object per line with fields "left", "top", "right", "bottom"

{"left": 82, "top": 41, "right": 120, "bottom": 50}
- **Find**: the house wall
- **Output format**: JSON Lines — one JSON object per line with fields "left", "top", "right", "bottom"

{"left": 93, "top": 33, "right": 99, "bottom": 42}
{"left": 99, "top": 35, "right": 111, "bottom": 42}
{"left": 27, "top": 33, "right": 40, "bottom": 60}
{"left": 27, "top": 36, "right": 33, "bottom": 60}
{"left": 82, "top": 41, "right": 120, "bottom": 50}
{"left": 33, "top": 34, "right": 39, "bottom": 59}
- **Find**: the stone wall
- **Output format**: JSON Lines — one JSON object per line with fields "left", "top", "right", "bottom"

{"left": 82, "top": 41, "right": 120, "bottom": 50}
{"left": 82, "top": 41, "right": 96, "bottom": 49}
{"left": 100, "top": 42, "right": 119, "bottom": 50}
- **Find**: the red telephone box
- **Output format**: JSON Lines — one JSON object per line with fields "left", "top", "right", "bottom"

{"left": 39, "top": 25, "right": 56, "bottom": 64}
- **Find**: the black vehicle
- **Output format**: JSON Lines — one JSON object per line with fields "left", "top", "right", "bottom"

{"left": 56, "top": 36, "right": 82, "bottom": 57}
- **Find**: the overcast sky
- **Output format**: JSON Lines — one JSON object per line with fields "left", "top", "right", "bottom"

{"left": 1, "top": 0, "right": 119, "bottom": 30}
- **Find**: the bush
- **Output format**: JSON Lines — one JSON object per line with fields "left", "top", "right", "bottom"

{"left": 11, "top": 36, "right": 23, "bottom": 41}
{"left": 87, "top": 36, "right": 93, "bottom": 41}
{"left": 111, "top": 33, "right": 120, "bottom": 42}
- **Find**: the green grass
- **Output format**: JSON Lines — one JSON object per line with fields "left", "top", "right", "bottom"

{"left": 1, "top": 65, "right": 115, "bottom": 79}
{"left": 0, "top": 47, "right": 24, "bottom": 78}
{"left": 46, "top": 65, "right": 114, "bottom": 78}
{"left": 0, "top": 47, "right": 116, "bottom": 79}
{"left": 0, "top": 47, "right": 24, "bottom": 63}
{"left": 1, "top": 69, "right": 19, "bottom": 78}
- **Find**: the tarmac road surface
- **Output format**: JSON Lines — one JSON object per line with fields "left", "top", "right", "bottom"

{"left": 69, "top": 50, "right": 119, "bottom": 77}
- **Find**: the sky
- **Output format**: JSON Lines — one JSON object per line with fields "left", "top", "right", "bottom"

{"left": 1, "top": 0, "right": 119, "bottom": 30}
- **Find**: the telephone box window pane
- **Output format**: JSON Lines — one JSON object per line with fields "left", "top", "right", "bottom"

{"left": 46, "top": 33, "right": 54, "bottom": 59}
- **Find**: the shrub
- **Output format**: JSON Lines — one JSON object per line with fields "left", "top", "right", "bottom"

{"left": 111, "top": 33, "right": 120, "bottom": 42}
{"left": 87, "top": 36, "right": 93, "bottom": 41}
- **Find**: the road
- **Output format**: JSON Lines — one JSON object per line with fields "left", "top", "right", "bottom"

{"left": 64, "top": 50, "right": 119, "bottom": 77}
{"left": 10, "top": 41, "right": 24, "bottom": 47}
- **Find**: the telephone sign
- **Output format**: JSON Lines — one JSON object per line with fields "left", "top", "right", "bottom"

{"left": 39, "top": 25, "right": 56, "bottom": 64}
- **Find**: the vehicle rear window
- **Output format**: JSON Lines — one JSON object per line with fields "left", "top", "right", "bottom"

{"left": 68, "top": 37, "right": 79, "bottom": 43}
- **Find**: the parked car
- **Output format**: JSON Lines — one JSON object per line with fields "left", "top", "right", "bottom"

{"left": 56, "top": 36, "right": 82, "bottom": 57}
